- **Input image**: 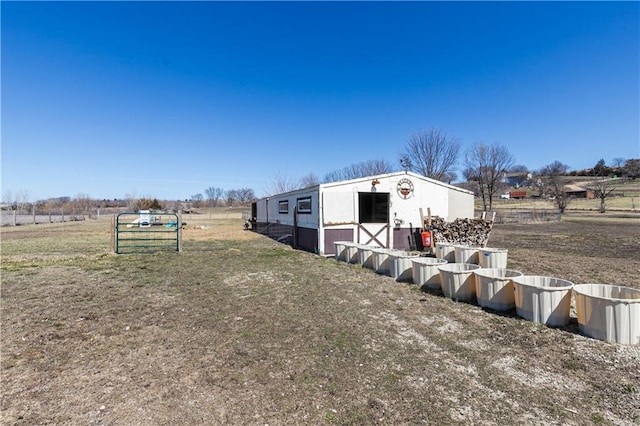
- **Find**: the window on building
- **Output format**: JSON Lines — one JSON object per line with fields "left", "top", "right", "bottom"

{"left": 358, "top": 192, "right": 389, "bottom": 223}
{"left": 297, "top": 197, "right": 312, "bottom": 214}
{"left": 278, "top": 200, "right": 289, "bottom": 214}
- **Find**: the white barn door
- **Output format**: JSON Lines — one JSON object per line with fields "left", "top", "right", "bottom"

{"left": 357, "top": 223, "right": 389, "bottom": 247}
{"left": 357, "top": 192, "right": 390, "bottom": 248}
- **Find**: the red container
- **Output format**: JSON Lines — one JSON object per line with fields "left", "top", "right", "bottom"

{"left": 421, "top": 231, "right": 432, "bottom": 248}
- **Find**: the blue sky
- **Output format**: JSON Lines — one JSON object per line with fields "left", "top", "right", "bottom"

{"left": 2, "top": 1, "right": 639, "bottom": 201}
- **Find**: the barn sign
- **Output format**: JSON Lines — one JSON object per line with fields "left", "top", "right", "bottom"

{"left": 396, "top": 178, "right": 414, "bottom": 199}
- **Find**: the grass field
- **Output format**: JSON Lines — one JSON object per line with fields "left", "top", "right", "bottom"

{"left": 492, "top": 177, "right": 640, "bottom": 213}
{"left": 1, "top": 215, "right": 639, "bottom": 424}
{"left": 491, "top": 197, "right": 639, "bottom": 212}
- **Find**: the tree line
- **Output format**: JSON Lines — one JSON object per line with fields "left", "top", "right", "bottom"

{"left": 267, "top": 127, "right": 638, "bottom": 214}
{"left": 4, "top": 127, "right": 637, "bottom": 214}
{"left": 0, "top": 188, "right": 259, "bottom": 213}
{"left": 1, "top": 192, "right": 127, "bottom": 214}
{"left": 188, "top": 188, "right": 256, "bottom": 208}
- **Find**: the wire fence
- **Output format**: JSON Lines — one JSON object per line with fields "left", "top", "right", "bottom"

{"left": 0, "top": 207, "right": 125, "bottom": 227}
{"left": 1, "top": 208, "right": 257, "bottom": 258}
{"left": 490, "top": 209, "right": 562, "bottom": 224}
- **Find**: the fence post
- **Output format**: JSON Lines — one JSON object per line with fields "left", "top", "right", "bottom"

{"left": 178, "top": 211, "right": 183, "bottom": 252}
{"left": 61, "top": 208, "right": 65, "bottom": 222}
{"left": 33, "top": 205, "right": 36, "bottom": 224}
{"left": 13, "top": 209, "right": 17, "bottom": 226}
{"left": 111, "top": 214, "right": 116, "bottom": 253}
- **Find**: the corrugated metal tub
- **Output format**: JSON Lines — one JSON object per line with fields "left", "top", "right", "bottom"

{"left": 573, "top": 284, "right": 640, "bottom": 344}
{"left": 412, "top": 257, "right": 448, "bottom": 290}
{"left": 512, "top": 276, "right": 574, "bottom": 326}
{"left": 438, "top": 263, "right": 481, "bottom": 302}
{"left": 474, "top": 268, "right": 523, "bottom": 311}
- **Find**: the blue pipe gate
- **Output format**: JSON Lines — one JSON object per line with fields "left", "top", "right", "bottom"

{"left": 113, "top": 211, "right": 183, "bottom": 254}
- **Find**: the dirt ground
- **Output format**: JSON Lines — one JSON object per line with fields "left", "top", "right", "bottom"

{"left": 1, "top": 218, "right": 639, "bottom": 425}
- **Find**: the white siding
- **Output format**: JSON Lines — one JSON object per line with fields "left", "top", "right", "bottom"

{"left": 447, "top": 186, "right": 475, "bottom": 220}
{"left": 256, "top": 171, "right": 474, "bottom": 254}
{"left": 321, "top": 191, "right": 356, "bottom": 225}
{"left": 388, "top": 174, "right": 449, "bottom": 225}
{"left": 320, "top": 173, "right": 456, "bottom": 226}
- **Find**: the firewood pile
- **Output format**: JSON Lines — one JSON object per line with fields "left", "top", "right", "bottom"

{"left": 428, "top": 216, "right": 494, "bottom": 247}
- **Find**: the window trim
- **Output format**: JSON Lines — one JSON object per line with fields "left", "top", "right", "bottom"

{"left": 358, "top": 192, "right": 389, "bottom": 224}
{"left": 296, "top": 196, "right": 312, "bottom": 214}
{"left": 278, "top": 200, "right": 289, "bottom": 214}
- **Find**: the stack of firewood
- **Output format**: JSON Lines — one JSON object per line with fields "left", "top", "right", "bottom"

{"left": 428, "top": 216, "right": 494, "bottom": 247}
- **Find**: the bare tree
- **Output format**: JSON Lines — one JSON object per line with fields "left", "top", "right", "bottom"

{"left": 190, "top": 193, "right": 204, "bottom": 208}
{"left": 2, "top": 190, "right": 13, "bottom": 209}
{"left": 235, "top": 188, "right": 256, "bottom": 205}
{"left": 3, "top": 190, "right": 31, "bottom": 212}
{"left": 17, "top": 190, "right": 30, "bottom": 211}
{"left": 125, "top": 191, "right": 139, "bottom": 211}
{"left": 268, "top": 172, "right": 300, "bottom": 195}
{"left": 55, "top": 196, "right": 72, "bottom": 206}
{"left": 400, "top": 128, "right": 460, "bottom": 181}
{"left": 623, "top": 158, "right": 640, "bottom": 178}
{"left": 43, "top": 198, "right": 59, "bottom": 217}
{"left": 361, "top": 159, "right": 395, "bottom": 176}
{"left": 592, "top": 160, "right": 616, "bottom": 213}
{"left": 594, "top": 177, "right": 616, "bottom": 213}
{"left": 265, "top": 172, "right": 322, "bottom": 196}
{"left": 539, "top": 161, "right": 571, "bottom": 213}
{"left": 205, "top": 187, "right": 224, "bottom": 207}
{"left": 612, "top": 157, "right": 626, "bottom": 168}
{"left": 324, "top": 159, "right": 396, "bottom": 183}
{"left": 441, "top": 171, "right": 457, "bottom": 184}
{"left": 225, "top": 189, "right": 239, "bottom": 207}
{"left": 73, "top": 193, "right": 93, "bottom": 218}
{"left": 464, "top": 142, "right": 515, "bottom": 211}
{"left": 299, "top": 173, "right": 320, "bottom": 188}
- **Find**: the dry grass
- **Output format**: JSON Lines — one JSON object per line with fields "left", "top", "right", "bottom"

{"left": 1, "top": 217, "right": 639, "bottom": 425}
{"left": 490, "top": 178, "right": 640, "bottom": 213}
{"left": 490, "top": 197, "right": 640, "bottom": 212}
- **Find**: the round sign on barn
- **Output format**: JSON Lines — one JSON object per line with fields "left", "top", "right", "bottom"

{"left": 397, "top": 178, "right": 414, "bottom": 199}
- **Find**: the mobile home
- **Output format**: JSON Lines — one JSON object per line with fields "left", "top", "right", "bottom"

{"left": 251, "top": 171, "right": 474, "bottom": 255}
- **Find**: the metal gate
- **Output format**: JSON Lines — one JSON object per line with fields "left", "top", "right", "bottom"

{"left": 113, "top": 212, "right": 182, "bottom": 254}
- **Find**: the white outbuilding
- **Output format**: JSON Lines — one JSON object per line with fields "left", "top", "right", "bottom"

{"left": 251, "top": 171, "right": 474, "bottom": 255}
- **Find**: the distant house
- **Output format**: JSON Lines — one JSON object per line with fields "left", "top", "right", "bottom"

{"left": 564, "top": 184, "right": 595, "bottom": 199}
{"left": 502, "top": 172, "right": 531, "bottom": 188}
